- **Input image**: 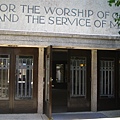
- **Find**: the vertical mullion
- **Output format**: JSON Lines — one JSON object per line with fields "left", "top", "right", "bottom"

{"left": 29, "top": 67, "right": 31, "bottom": 97}
{"left": 75, "top": 59, "right": 77, "bottom": 95}
{"left": 102, "top": 61, "right": 103, "bottom": 95}
{"left": 83, "top": 60, "right": 85, "bottom": 96}
{"left": 8, "top": 58, "right": 9, "bottom": 98}
{"left": 16, "top": 56, "right": 19, "bottom": 98}
{"left": 80, "top": 61, "right": 82, "bottom": 95}
{"left": 111, "top": 61, "right": 113, "bottom": 96}
{"left": 84, "top": 59, "right": 86, "bottom": 96}
{"left": 7, "top": 60, "right": 9, "bottom": 98}
{"left": 100, "top": 61, "right": 103, "bottom": 95}
{"left": 20, "top": 68, "right": 23, "bottom": 97}
{"left": 45, "top": 55, "right": 48, "bottom": 100}
{"left": 1, "top": 59, "right": 3, "bottom": 97}
{"left": 104, "top": 61, "right": 106, "bottom": 95}
{"left": 25, "top": 71, "right": 27, "bottom": 97}
{"left": 6, "top": 59, "right": 8, "bottom": 97}
{"left": 30, "top": 59, "right": 34, "bottom": 95}
{"left": 4, "top": 59, "right": 7, "bottom": 97}
{"left": 81, "top": 60, "right": 83, "bottom": 96}
{"left": 71, "top": 59, "right": 74, "bottom": 96}
{"left": 5, "top": 58, "right": 8, "bottom": 98}
{"left": 29, "top": 70, "right": 32, "bottom": 97}
{"left": 81, "top": 60, "right": 83, "bottom": 95}
{"left": 20, "top": 59, "right": 23, "bottom": 97}
{"left": 25, "top": 59, "right": 27, "bottom": 97}
{"left": 17, "top": 69, "right": 19, "bottom": 98}
{"left": 79, "top": 60, "right": 81, "bottom": 96}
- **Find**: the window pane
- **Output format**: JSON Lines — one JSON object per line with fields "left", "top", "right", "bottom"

{"left": 45, "top": 56, "right": 50, "bottom": 101}
{"left": 0, "top": 55, "right": 9, "bottom": 100}
{"left": 100, "top": 60, "right": 114, "bottom": 97}
{"left": 15, "top": 55, "right": 33, "bottom": 100}
{"left": 56, "top": 64, "right": 64, "bottom": 83}
{"left": 70, "top": 57, "right": 86, "bottom": 97}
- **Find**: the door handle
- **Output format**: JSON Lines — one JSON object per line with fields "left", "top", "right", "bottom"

{"left": 50, "top": 77, "right": 53, "bottom": 82}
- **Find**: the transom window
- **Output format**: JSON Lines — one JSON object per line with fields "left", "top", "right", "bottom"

{"left": 100, "top": 60, "right": 114, "bottom": 97}
{"left": 70, "top": 57, "right": 86, "bottom": 97}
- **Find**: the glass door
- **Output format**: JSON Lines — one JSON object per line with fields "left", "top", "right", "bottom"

{"left": 118, "top": 52, "right": 120, "bottom": 109}
{"left": 13, "top": 48, "right": 38, "bottom": 113}
{"left": 15, "top": 55, "right": 33, "bottom": 100}
{"left": 44, "top": 46, "right": 52, "bottom": 119}
{"left": 99, "top": 60, "right": 114, "bottom": 98}
{"left": 0, "top": 47, "right": 38, "bottom": 113}
{"left": 0, "top": 55, "right": 9, "bottom": 100}
{"left": 98, "top": 50, "right": 116, "bottom": 110}
{"left": 68, "top": 49, "right": 91, "bottom": 111}
{"left": 0, "top": 54, "right": 10, "bottom": 113}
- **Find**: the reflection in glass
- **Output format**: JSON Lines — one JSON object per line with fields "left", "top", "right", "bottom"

{"left": 15, "top": 56, "right": 33, "bottom": 99}
{"left": 100, "top": 60, "right": 114, "bottom": 97}
{"left": 0, "top": 55, "right": 9, "bottom": 100}
{"left": 56, "top": 64, "right": 64, "bottom": 83}
{"left": 70, "top": 57, "right": 86, "bottom": 97}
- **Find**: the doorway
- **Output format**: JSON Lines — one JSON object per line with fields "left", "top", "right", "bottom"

{"left": 52, "top": 51, "right": 68, "bottom": 113}
{"left": 44, "top": 47, "right": 91, "bottom": 118}
{"left": 0, "top": 47, "right": 38, "bottom": 113}
{"left": 52, "top": 49, "right": 91, "bottom": 113}
{"left": 98, "top": 50, "right": 120, "bottom": 110}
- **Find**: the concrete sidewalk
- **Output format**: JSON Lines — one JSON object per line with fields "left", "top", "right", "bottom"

{"left": 0, "top": 110, "right": 120, "bottom": 120}
{"left": 0, "top": 114, "right": 48, "bottom": 120}
{"left": 52, "top": 110, "right": 120, "bottom": 120}
{"left": 100, "top": 110, "right": 120, "bottom": 118}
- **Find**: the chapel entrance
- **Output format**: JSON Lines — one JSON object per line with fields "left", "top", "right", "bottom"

{"left": 98, "top": 50, "right": 120, "bottom": 110}
{"left": 0, "top": 47, "right": 38, "bottom": 113}
{"left": 52, "top": 49, "right": 91, "bottom": 113}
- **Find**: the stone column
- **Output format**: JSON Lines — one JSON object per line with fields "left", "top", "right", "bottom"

{"left": 91, "top": 49, "right": 97, "bottom": 112}
{"left": 38, "top": 48, "right": 44, "bottom": 114}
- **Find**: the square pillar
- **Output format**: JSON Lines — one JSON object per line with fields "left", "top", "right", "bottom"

{"left": 91, "top": 50, "right": 97, "bottom": 112}
{"left": 38, "top": 48, "right": 44, "bottom": 114}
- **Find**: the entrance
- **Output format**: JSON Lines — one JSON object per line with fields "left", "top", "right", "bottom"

{"left": 51, "top": 49, "right": 91, "bottom": 113}
{"left": 98, "top": 50, "right": 120, "bottom": 110}
{"left": 44, "top": 47, "right": 91, "bottom": 119}
{"left": 52, "top": 50, "right": 68, "bottom": 113}
{"left": 67, "top": 49, "right": 91, "bottom": 111}
{"left": 0, "top": 47, "right": 38, "bottom": 113}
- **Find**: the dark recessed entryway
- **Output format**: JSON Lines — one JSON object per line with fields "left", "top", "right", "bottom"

{"left": 52, "top": 50, "right": 68, "bottom": 113}
{"left": 98, "top": 50, "right": 120, "bottom": 111}
{"left": 52, "top": 49, "right": 91, "bottom": 113}
{"left": 44, "top": 47, "right": 91, "bottom": 118}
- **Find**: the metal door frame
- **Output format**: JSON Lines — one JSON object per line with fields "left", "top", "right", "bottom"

{"left": 67, "top": 49, "right": 91, "bottom": 111}
{"left": 44, "top": 46, "right": 52, "bottom": 119}
{"left": 0, "top": 47, "right": 38, "bottom": 113}
{"left": 97, "top": 50, "right": 117, "bottom": 110}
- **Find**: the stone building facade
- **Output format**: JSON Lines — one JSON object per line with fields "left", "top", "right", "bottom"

{"left": 0, "top": 0, "right": 120, "bottom": 118}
